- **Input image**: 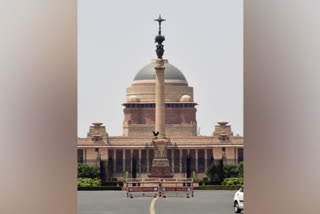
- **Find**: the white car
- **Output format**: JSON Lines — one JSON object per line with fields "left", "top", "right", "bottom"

{"left": 233, "top": 186, "right": 244, "bottom": 213}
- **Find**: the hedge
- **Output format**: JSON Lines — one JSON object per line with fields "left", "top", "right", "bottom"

{"left": 78, "top": 186, "right": 122, "bottom": 191}
{"left": 78, "top": 178, "right": 101, "bottom": 187}
{"left": 221, "top": 177, "right": 243, "bottom": 186}
{"left": 197, "top": 185, "right": 241, "bottom": 190}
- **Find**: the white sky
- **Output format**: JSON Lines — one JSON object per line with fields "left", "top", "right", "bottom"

{"left": 78, "top": 0, "right": 243, "bottom": 137}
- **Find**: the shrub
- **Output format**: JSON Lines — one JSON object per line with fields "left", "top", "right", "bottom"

{"left": 78, "top": 163, "right": 100, "bottom": 179}
{"left": 77, "top": 178, "right": 101, "bottom": 187}
{"left": 198, "top": 185, "right": 241, "bottom": 190}
{"left": 202, "top": 177, "right": 209, "bottom": 183}
{"left": 223, "top": 164, "right": 240, "bottom": 178}
{"left": 205, "top": 164, "right": 218, "bottom": 183}
{"left": 198, "top": 181, "right": 203, "bottom": 186}
{"left": 118, "top": 181, "right": 124, "bottom": 187}
{"left": 78, "top": 186, "right": 122, "bottom": 191}
{"left": 206, "top": 160, "right": 224, "bottom": 184}
{"left": 221, "top": 177, "right": 243, "bottom": 186}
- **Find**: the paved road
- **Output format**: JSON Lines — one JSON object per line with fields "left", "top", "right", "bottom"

{"left": 78, "top": 190, "right": 241, "bottom": 214}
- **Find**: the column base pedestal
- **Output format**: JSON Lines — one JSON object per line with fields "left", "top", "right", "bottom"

{"left": 148, "top": 159, "right": 173, "bottom": 178}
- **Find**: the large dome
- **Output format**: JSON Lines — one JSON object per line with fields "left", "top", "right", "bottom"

{"left": 133, "top": 59, "right": 188, "bottom": 85}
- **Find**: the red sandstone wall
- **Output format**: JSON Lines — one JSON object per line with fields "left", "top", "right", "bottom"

{"left": 123, "top": 106, "right": 196, "bottom": 125}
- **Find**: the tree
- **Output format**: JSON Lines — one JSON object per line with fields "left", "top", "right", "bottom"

{"left": 77, "top": 163, "right": 100, "bottom": 179}
{"left": 205, "top": 164, "right": 220, "bottom": 184}
{"left": 238, "top": 162, "right": 243, "bottom": 177}
{"left": 217, "top": 159, "right": 224, "bottom": 183}
{"left": 99, "top": 160, "right": 107, "bottom": 185}
{"left": 223, "top": 164, "right": 240, "bottom": 178}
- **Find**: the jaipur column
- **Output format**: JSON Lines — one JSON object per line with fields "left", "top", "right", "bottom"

{"left": 154, "top": 59, "right": 166, "bottom": 138}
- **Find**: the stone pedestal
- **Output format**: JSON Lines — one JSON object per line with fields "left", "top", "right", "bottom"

{"left": 148, "top": 138, "right": 173, "bottom": 178}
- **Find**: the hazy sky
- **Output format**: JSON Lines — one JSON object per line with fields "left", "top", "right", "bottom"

{"left": 78, "top": 0, "right": 243, "bottom": 137}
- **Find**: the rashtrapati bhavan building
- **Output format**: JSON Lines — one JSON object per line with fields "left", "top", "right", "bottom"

{"left": 77, "top": 21, "right": 243, "bottom": 180}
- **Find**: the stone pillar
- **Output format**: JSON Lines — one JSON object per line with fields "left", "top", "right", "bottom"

{"left": 204, "top": 149, "right": 208, "bottom": 171}
{"left": 195, "top": 149, "right": 198, "bottom": 172}
{"left": 122, "top": 149, "right": 126, "bottom": 173}
{"left": 146, "top": 149, "right": 150, "bottom": 173}
{"left": 179, "top": 149, "right": 182, "bottom": 173}
{"left": 155, "top": 59, "right": 166, "bottom": 138}
{"left": 213, "top": 147, "right": 223, "bottom": 165}
{"left": 225, "top": 147, "right": 235, "bottom": 164}
{"left": 100, "top": 148, "right": 108, "bottom": 161}
{"left": 113, "top": 149, "right": 116, "bottom": 173}
{"left": 130, "top": 150, "right": 133, "bottom": 173}
{"left": 138, "top": 149, "right": 142, "bottom": 173}
{"left": 84, "top": 149, "right": 87, "bottom": 164}
{"left": 171, "top": 149, "right": 174, "bottom": 173}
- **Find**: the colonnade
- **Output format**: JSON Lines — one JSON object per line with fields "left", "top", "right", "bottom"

{"left": 78, "top": 147, "right": 244, "bottom": 175}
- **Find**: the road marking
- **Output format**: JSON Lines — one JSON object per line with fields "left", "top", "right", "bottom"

{"left": 149, "top": 197, "right": 158, "bottom": 214}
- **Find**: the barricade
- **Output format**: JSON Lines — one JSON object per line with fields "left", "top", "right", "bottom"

{"left": 127, "top": 186, "right": 159, "bottom": 198}
{"left": 126, "top": 178, "right": 194, "bottom": 198}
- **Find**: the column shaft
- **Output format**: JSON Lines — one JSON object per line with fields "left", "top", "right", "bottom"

{"left": 122, "top": 149, "right": 126, "bottom": 173}
{"left": 113, "top": 149, "right": 116, "bottom": 173}
{"left": 171, "top": 149, "right": 175, "bottom": 173}
{"left": 146, "top": 149, "right": 150, "bottom": 173}
{"left": 179, "top": 149, "right": 182, "bottom": 173}
{"left": 138, "top": 149, "right": 142, "bottom": 173}
{"left": 155, "top": 59, "right": 165, "bottom": 138}
{"left": 130, "top": 150, "right": 133, "bottom": 174}
{"left": 195, "top": 149, "right": 198, "bottom": 172}
{"left": 204, "top": 149, "right": 208, "bottom": 171}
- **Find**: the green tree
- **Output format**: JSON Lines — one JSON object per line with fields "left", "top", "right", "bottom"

{"left": 223, "top": 164, "right": 240, "bottom": 178}
{"left": 205, "top": 164, "right": 218, "bottom": 184}
{"left": 99, "top": 160, "right": 107, "bottom": 184}
{"left": 217, "top": 159, "right": 224, "bottom": 183}
{"left": 238, "top": 162, "right": 243, "bottom": 177}
{"left": 77, "top": 163, "right": 100, "bottom": 178}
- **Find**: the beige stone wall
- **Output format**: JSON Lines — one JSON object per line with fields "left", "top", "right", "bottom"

{"left": 123, "top": 123, "right": 197, "bottom": 137}
{"left": 87, "top": 124, "right": 108, "bottom": 137}
{"left": 213, "top": 124, "right": 233, "bottom": 136}
{"left": 126, "top": 84, "right": 194, "bottom": 103}
{"left": 213, "top": 147, "right": 223, "bottom": 160}
{"left": 225, "top": 147, "right": 236, "bottom": 161}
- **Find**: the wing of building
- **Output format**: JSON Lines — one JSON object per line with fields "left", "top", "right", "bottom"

{"left": 77, "top": 59, "right": 244, "bottom": 179}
